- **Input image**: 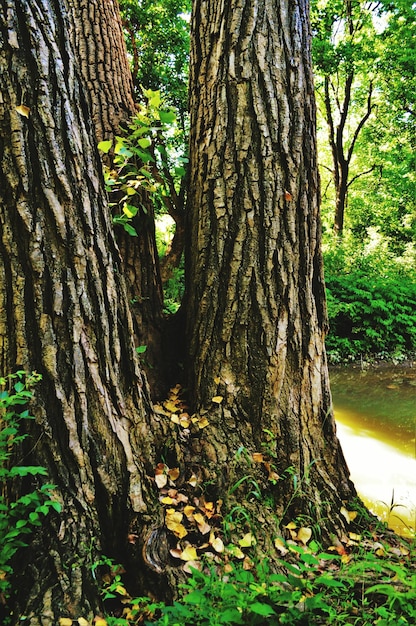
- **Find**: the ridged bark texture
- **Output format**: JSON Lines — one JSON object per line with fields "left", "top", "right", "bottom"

{"left": 187, "top": 0, "right": 356, "bottom": 533}
{"left": 0, "top": 0, "right": 162, "bottom": 621}
{"left": 66, "top": 0, "right": 136, "bottom": 141}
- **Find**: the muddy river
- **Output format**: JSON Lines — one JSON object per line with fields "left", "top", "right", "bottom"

{"left": 330, "top": 365, "right": 416, "bottom": 537}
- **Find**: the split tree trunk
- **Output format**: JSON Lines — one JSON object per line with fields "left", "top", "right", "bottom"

{"left": 0, "top": 1, "right": 165, "bottom": 621}
{"left": 186, "top": 0, "right": 356, "bottom": 540}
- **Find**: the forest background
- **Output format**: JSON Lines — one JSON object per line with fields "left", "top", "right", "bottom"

{"left": 117, "top": 0, "right": 416, "bottom": 364}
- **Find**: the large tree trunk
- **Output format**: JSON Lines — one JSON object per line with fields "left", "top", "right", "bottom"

{"left": 186, "top": 0, "right": 356, "bottom": 541}
{"left": 0, "top": 1, "right": 165, "bottom": 622}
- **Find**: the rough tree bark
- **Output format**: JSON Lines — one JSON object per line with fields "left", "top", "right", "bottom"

{"left": 0, "top": 0, "right": 165, "bottom": 622}
{"left": 186, "top": 0, "right": 357, "bottom": 540}
{"left": 64, "top": 0, "right": 166, "bottom": 396}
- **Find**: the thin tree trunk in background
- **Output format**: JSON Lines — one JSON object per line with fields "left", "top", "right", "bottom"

{"left": 64, "top": 0, "right": 167, "bottom": 395}
{"left": 66, "top": 0, "right": 136, "bottom": 142}
{"left": 186, "top": 0, "right": 356, "bottom": 539}
{"left": 0, "top": 1, "right": 163, "bottom": 621}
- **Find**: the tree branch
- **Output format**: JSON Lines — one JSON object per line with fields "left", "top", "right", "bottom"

{"left": 347, "top": 82, "right": 374, "bottom": 163}
{"left": 347, "top": 164, "right": 378, "bottom": 188}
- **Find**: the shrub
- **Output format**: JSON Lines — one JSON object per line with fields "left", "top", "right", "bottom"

{"left": 0, "top": 371, "right": 61, "bottom": 606}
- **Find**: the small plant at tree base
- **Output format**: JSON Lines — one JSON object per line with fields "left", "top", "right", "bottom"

{"left": 0, "top": 371, "right": 62, "bottom": 607}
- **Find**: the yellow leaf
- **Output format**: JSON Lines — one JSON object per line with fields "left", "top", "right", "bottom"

{"left": 340, "top": 506, "right": 357, "bottom": 524}
{"left": 165, "top": 509, "right": 187, "bottom": 538}
{"left": 123, "top": 204, "right": 136, "bottom": 218}
{"left": 166, "top": 509, "right": 183, "bottom": 524}
{"left": 211, "top": 536, "right": 224, "bottom": 553}
{"left": 171, "top": 414, "right": 180, "bottom": 424}
{"left": 348, "top": 532, "right": 361, "bottom": 542}
{"left": 284, "top": 521, "right": 297, "bottom": 530}
{"left": 184, "top": 505, "right": 196, "bottom": 519}
{"left": 297, "top": 527, "right": 312, "bottom": 545}
{"left": 94, "top": 619, "right": 108, "bottom": 626}
{"left": 197, "top": 417, "right": 209, "bottom": 429}
{"left": 214, "top": 376, "right": 221, "bottom": 384}
{"left": 252, "top": 452, "right": 264, "bottom": 463}
{"left": 168, "top": 467, "right": 180, "bottom": 482}
{"left": 59, "top": 620, "right": 73, "bottom": 626}
{"left": 227, "top": 545, "right": 245, "bottom": 559}
{"left": 16, "top": 104, "right": 30, "bottom": 118}
{"left": 173, "top": 523, "right": 188, "bottom": 538}
{"left": 239, "top": 532, "right": 255, "bottom": 547}
{"left": 164, "top": 400, "right": 180, "bottom": 413}
{"left": 78, "top": 619, "right": 90, "bottom": 626}
{"left": 188, "top": 474, "right": 198, "bottom": 487}
{"left": 179, "top": 415, "right": 190, "bottom": 428}
{"left": 114, "top": 584, "right": 129, "bottom": 596}
{"left": 154, "top": 404, "right": 170, "bottom": 416}
{"left": 180, "top": 546, "right": 198, "bottom": 561}
{"left": 212, "top": 395, "right": 223, "bottom": 404}
{"left": 193, "top": 512, "right": 205, "bottom": 525}
{"left": 161, "top": 496, "right": 174, "bottom": 505}
{"left": 274, "top": 537, "right": 288, "bottom": 554}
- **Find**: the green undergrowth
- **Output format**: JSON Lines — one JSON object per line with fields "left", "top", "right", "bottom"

{"left": 323, "top": 237, "right": 416, "bottom": 363}
{"left": 100, "top": 535, "right": 415, "bottom": 626}
{"left": 0, "top": 372, "right": 61, "bottom": 613}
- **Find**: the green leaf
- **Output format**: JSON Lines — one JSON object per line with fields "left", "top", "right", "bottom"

{"left": 249, "top": 602, "right": 276, "bottom": 616}
{"left": 123, "top": 203, "right": 139, "bottom": 218}
{"left": 136, "top": 345, "right": 147, "bottom": 354}
{"left": 114, "top": 143, "right": 133, "bottom": 158}
{"left": 160, "top": 110, "right": 176, "bottom": 124}
{"left": 15, "top": 519, "right": 27, "bottom": 528}
{"left": 138, "top": 138, "right": 152, "bottom": 149}
{"left": 97, "top": 140, "right": 113, "bottom": 154}
{"left": 10, "top": 466, "right": 49, "bottom": 477}
{"left": 123, "top": 223, "right": 138, "bottom": 237}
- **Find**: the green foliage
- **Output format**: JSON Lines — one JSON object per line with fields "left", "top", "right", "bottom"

{"left": 0, "top": 372, "right": 61, "bottom": 603}
{"left": 119, "top": 0, "right": 190, "bottom": 119}
{"left": 324, "top": 239, "right": 416, "bottom": 361}
{"left": 99, "top": 89, "right": 187, "bottom": 239}
{"left": 102, "top": 541, "right": 416, "bottom": 625}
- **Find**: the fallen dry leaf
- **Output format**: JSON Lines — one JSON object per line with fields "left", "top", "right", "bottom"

{"left": 180, "top": 546, "right": 198, "bottom": 561}
{"left": 239, "top": 532, "right": 255, "bottom": 547}
{"left": 211, "top": 536, "right": 224, "bottom": 553}
{"left": 297, "top": 527, "right": 312, "bottom": 545}
{"left": 274, "top": 537, "right": 289, "bottom": 555}
{"left": 16, "top": 104, "right": 30, "bottom": 118}
{"left": 183, "top": 559, "right": 201, "bottom": 574}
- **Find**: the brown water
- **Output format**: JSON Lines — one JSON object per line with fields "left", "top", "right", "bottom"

{"left": 330, "top": 365, "right": 416, "bottom": 537}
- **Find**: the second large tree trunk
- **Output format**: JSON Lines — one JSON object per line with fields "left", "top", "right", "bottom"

{"left": 186, "top": 0, "right": 356, "bottom": 540}
{"left": 0, "top": 1, "right": 164, "bottom": 621}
